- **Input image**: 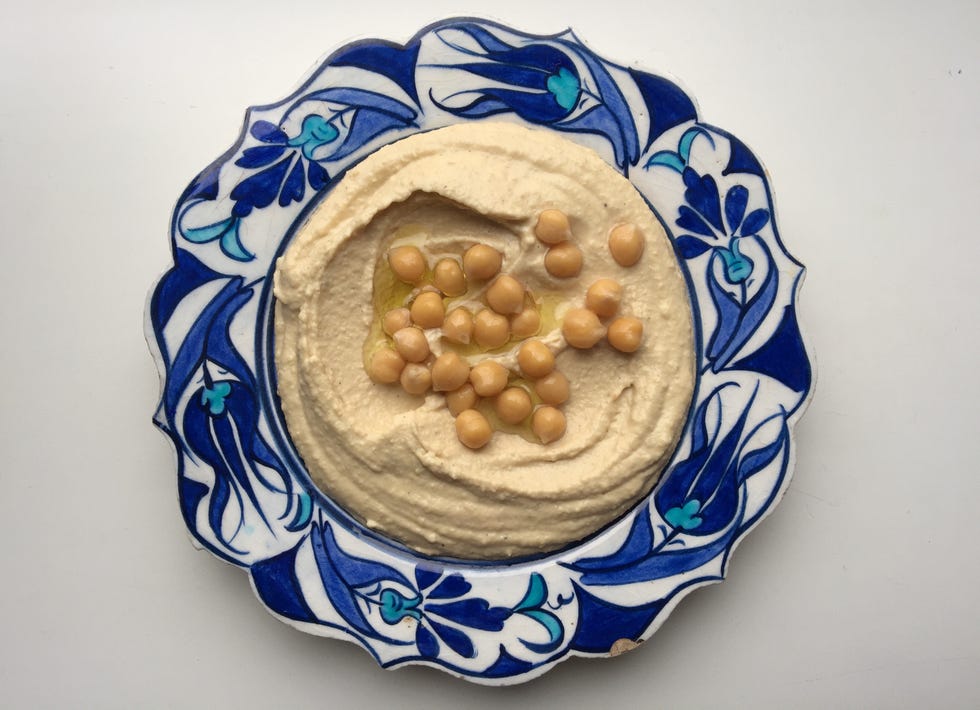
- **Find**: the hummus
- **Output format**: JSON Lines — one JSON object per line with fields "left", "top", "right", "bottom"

{"left": 274, "top": 122, "right": 695, "bottom": 560}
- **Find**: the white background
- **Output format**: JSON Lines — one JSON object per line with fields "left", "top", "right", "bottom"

{"left": 1, "top": 0, "right": 978, "bottom": 707}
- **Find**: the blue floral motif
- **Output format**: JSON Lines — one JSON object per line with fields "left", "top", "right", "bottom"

{"left": 157, "top": 272, "right": 310, "bottom": 557}
{"left": 179, "top": 89, "right": 417, "bottom": 262}
{"left": 646, "top": 126, "right": 779, "bottom": 372}
{"left": 430, "top": 22, "right": 640, "bottom": 168}
{"left": 566, "top": 385, "right": 791, "bottom": 587}
{"left": 309, "top": 520, "right": 565, "bottom": 659}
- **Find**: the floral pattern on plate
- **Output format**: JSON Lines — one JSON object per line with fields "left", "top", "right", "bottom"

{"left": 146, "top": 18, "right": 812, "bottom": 684}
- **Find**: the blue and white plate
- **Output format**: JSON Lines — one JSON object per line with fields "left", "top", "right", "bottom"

{"left": 146, "top": 18, "right": 813, "bottom": 684}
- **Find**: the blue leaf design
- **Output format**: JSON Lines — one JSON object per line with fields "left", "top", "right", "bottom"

{"left": 514, "top": 573, "right": 547, "bottom": 611}
{"left": 300, "top": 87, "right": 417, "bottom": 121}
{"left": 644, "top": 150, "right": 685, "bottom": 172}
{"left": 250, "top": 120, "right": 288, "bottom": 144}
{"left": 568, "top": 583, "right": 665, "bottom": 651}
{"left": 629, "top": 68, "right": 698, "bottom": 152}
{"left": 331, "top": 40, "right": 422, "bottom": 105}
{"left": 725, "top": 185, "right": 749, "bottom": 234}
{"left": 678, "top": 126, "right": 714, "bottom": 162}
{"left": 723, "top": 132, "right": 766, "bottom": 178}
{"left": 307, "top": 160, "right": 329, "bottom": 191}
{"left": 675, "top": 236, "right": 712, "bottom": 259}
{"left": 427, "top": 574, "right": 471, "bottom": 600}
{"left": 416, "top": 623, "right": 439, "bottom": 658}
{"left": 328, "top": 108, "right": 414, "bottom": 163}
{"left": 439, "top": 22, "right": 512, "bottom": 54}
{"left": 284, "top": 492, "right": 312, "bottom": 532}
{"left": 568, "top": 508, "right": 653, "bottom": 572}
{"left": 185, "top": 162, "right": 221, "bottom": 201}
{"left": 737, "top": 416, "right": 789, "bottom": 483}
{"left": 230, "top": 154, "right": 294, "bottom": 217}
{"left": 278, "top": 158, "right": 306, "bottom": 207}
{"left": 739, "top": 208, "right": 770, "bottom": 237}
{"left": 217, "top": 219, "right": 254, "bottom": 262}
{"left": 428, "top": 619, "right": 475, "bottom": 658}
{"left": 182, "top": 217, "right": 235, "bottom": 245}
{"left": 729, "top": 306, "right": 811, "bottom": 393}
{"left": 676, "top": 206, "right": 716, "bottom": 237}
{"left": 426, "top": 599, "right": 510, "bottom": 631}
{"left": 317, "top": 521, "right": 412, "bottom": 590}
{"left": 519, "top": 609, "right": 564, "bottom": 654}
{"left": 415, "top": 567, "right": 441, "bottom": 592}
{"left": 682, "top": 167, "right": 724, "bottom": 232}
{"left": 251, "top": 543, "right": 315, "bottom": 622}
{"left": 579, "top": 527, "right": 735, "bottom": 586}
{"left": 150, "top": 249, "right": 226, "bottom": 347}
{"left": 235, "top": 145, "right": 287, "bottom": 169}
{"left": 706, "top": 267, "right": 742, "bottom": 362}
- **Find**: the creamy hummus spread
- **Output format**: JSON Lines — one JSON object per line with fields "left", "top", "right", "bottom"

{"left": 274, "top": 122, "right": 695, "bottom": 559}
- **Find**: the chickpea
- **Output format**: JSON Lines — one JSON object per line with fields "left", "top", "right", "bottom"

{"left": 517, "top": 340, "right": 555, "bottom": 379}
{"left": 367, "top": 347, "right": 405, "bottom": 384}
{"left": 510, "top": 306, "right": 541, "bottom": 339}
{"left": 431, "top": 351, "right": 471, "bottom": 392}
{"left": 442, "top": 307, "right": 474, "bottom": 345}
{"left": 382, "top": 307, "right": 412, "bottom": 336}
{"left": 532, "top": 406, "right": 567, "bottom": 444}
{"left": 562, "top": 307, "right": 605, "bottom": 349}
{"left": 585, "top": 278, "right": 623, "bottom": 318}
{"left": 433, "top": 258, "right": 467, "bottom": 297}
{"left": 495, "top": 387, "right": 533, "bottom": 424}
{"left": 400, "top": 363, "right": 432, "bottom": 395}
{"left": 446, "top": 383, "right": 479, "bottom": 416}
{"left": 392, "top": 327, "right": 429, "bottom": 363}
{"left": 469, "top": 360, "right": 509, "bottom": 397}
{"left": 410, "top": 291, "right": 445, "bottom": 329}
{"left": 608, "top": 316, "right": 644, "bottom": 353}
{"left": 473, "top": 309, "right": 510, "bottom": 349}
{"left": 544, "top": 242, "right": 583, "bottom": 278}
{"left": 388, "top": 245, "right": 426, "bottom": 284}
{"left": 534, "top": 209, "right": 571, "bottom": 245}
{"left": 608, "top": 223, "right": 645, "bottom": 267}
{"left": 462, "top": 244, "right": 503, "bottom": 281}
{"left": 486, "top": 274, "right": 525, "bottom": 315}
{"left": 455, "top": 409, "right": 493, "bottom": 450}
{"left": 534, "top": 371, "right": 570, "bottom": 405}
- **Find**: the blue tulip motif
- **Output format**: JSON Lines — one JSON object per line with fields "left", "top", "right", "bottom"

{"left": 430, "top": 22, "right": 640, "bottom": 168}
{"left": 309, "top": 520, "right": 565, "bottom": 659}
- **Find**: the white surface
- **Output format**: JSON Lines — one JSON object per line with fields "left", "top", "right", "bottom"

{"left": 1, "top": 0, "right": 978, "bottom": 707}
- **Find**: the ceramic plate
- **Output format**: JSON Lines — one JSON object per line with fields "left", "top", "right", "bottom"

{"left": 146, "top": 18, "right": 813, "bottom": 684}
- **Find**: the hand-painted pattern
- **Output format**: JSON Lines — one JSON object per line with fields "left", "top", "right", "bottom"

{"left": 146, "top": 19, "right": 812, "bottom": 683}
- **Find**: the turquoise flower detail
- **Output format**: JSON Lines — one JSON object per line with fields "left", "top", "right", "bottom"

{"left": 717, "top": 237, "right": 753, "bottom": 284}
{"left": 664, "top": 499, "right": 703, "bottom": 530}
{"left": 200, "top": 381, "right": 232, "bottom": 416}
{"left": 379, "top": 588, "right": 422, "bottom": 624}
{"left": 286, "top": 114, "right": 341, "bottom": 160}
{"left": 546, "top": 67, "right": 580, "bottom": 111}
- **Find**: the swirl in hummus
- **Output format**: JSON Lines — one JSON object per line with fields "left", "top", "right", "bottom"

{"left": 273, "top": 122, "right": 695, "bottom": 560}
